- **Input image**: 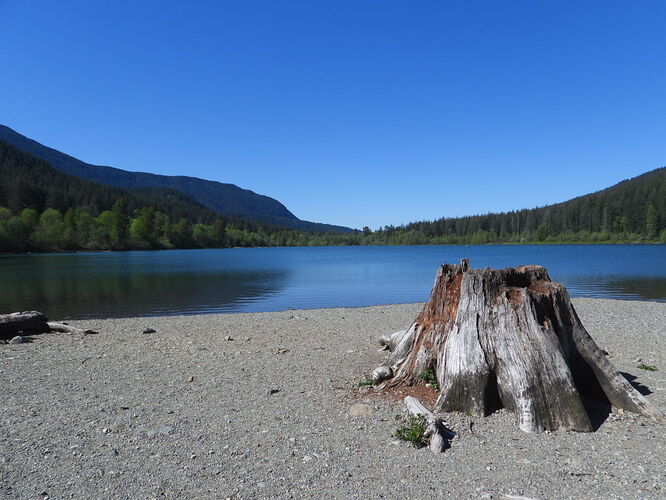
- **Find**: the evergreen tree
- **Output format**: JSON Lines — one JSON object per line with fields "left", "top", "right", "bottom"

{"left": 110, "top": 199, "right": 130, "bottom": 250}
{"left": 62, "top": 207, "right": 78, "bottom": 249}
{"left": 646, "top": 204, "right": 658, "bottom": 239}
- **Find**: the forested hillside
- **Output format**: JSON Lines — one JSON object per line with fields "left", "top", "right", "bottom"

{"left": 1, "top": 138, "right": 664, "bottom": 252}
{"left": 0, "top": 124, "right": 353, "bottom": 233}
{"left": 0, "top": 141, "right": 359, "bottom": 252}
{"left": 364, "top": 168, "right": 666, "bottom": 244}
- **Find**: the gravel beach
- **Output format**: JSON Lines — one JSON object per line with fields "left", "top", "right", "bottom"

{"left": 1, "top": 298, "right": 665, "bottom": 500}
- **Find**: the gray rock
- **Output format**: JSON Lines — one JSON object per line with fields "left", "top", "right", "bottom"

{"left": 142, "top": 328, "right": 156, "bottom": 334}
{"left": 371, "top": 365, "right": 392, "bottom": 384}
{"left": 146, "top": 425, "right": 174, "bottom": 438}
{"left": 8, "top": 335, "right": 27, "bottom": 344}
{"left": 349, "top": 403, "right": 374, "bottom": 417}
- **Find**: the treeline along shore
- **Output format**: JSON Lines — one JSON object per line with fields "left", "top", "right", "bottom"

{"left": 1, "top": 140, "right": 665, "bottom": 252}
{"left": 1, "top": 203, "right": 665, "bottom": 253}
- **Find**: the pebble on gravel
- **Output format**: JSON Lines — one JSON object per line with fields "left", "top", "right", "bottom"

{"left": 349, "top": 403, "right": 375, "bottom": 416}
{"left": 8, "top": 335, "right": 27, "bottom": 344}
{"left": 146, "top": 425, "right": 175, "bottom": 438}
{"left": 142, "top": 328, "right": 156, "bottom": 334}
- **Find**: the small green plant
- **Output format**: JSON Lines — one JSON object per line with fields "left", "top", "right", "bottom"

{"left": 638, "top": 363, "right": 658, "bottom": 372}
{"left": 394, "top": 414, "right": 428, "bottom": 448}
{"left": 464, "top": 410, "right": 472, "bottom": 417}
{"left": 357, "top": 375, "right": 373, "bottom": 387}
{"left": 418, "top": 368, "right": 439, "bottom": 390}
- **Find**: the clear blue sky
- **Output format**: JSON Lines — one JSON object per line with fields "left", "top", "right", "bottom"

{"left": 1, "top": 1, "right": 665, "bottom": 229}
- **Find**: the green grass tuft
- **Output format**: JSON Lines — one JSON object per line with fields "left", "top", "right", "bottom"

{"left": 418, "top": 368, "right": 439, "bottom": 390}
{"left": 357, "top": 375, "right": 374, "bottom": 387}
{"left": 638, "top": 363, "right": 658, "bottom": 372}
{"left": 394, "top": 414, "right": 428, "bottom": 448}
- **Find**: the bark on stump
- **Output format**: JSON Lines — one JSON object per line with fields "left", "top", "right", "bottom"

{"left": 374, "top": 259, "right": 665, "bottom": 433}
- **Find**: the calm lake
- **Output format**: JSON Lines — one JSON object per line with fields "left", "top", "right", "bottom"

{"left": 1, "top": 245, "right": 665, "bottom": 319}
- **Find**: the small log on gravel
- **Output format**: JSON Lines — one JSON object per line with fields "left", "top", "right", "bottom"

{"left": 375, "top": 259, "right": 666, "bottom": 433}
{"left": 47, "top": 322, "right": 96, "bottom": 335}
{"left": 404, "top": 396, "right": 456, "bottom": 453}
{"left": 0, "top": 311, "right": 96, "bottom": 340}
{"left": 0, "top": 311, "right": 49, "bottom": 339}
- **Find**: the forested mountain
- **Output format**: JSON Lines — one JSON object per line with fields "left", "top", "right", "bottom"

{"left": 365, "top": 167, "right": 666, "bottom": 244}
{"left": 0, "top": 141, "right": 360, "bottom": 252}
{"left": 1, "top": 125, "right": 663, "bottom": 253}
{"left": 0, "top": 124, "right": 352, "bottom": 233}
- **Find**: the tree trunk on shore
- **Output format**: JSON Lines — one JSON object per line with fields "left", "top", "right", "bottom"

{"left": 374, "top": 259, "right": 665, "bottom": 433}
{"left": 0, "top": 311, "right": 94, "bottom": 339}
{"left": 0, "top": 311, "right": 50, "bottom": 339}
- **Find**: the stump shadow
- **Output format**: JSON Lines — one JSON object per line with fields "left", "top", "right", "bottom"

{"left": 620, "top": 371, "right": 653, "bottom": 396}
{"left": 579, "top": 371, "right": 654, "bottom": 431}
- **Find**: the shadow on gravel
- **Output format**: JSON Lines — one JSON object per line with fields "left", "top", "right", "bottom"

{"left": 579, "top": 372, "right": 655, "bottom": 431}
{"left": 620, "top": 372, "right": 653, "bottom": 396}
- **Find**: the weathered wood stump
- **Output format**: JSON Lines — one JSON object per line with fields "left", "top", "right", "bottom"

{"left": 374, "top": 259, "right": 665, "bottom": 433}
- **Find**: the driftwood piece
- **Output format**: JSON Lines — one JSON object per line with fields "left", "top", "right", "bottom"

{"left": 404, "top": 396, "right": 456, "bottom": 453}
{"left": 376, "top": 259, "right": 665, "bottom": 433}
{"left": 47, "top": 322, "right": 97, "bottom": 335}
{"left": 374, "top": 329, "right": 413, "bottom": 382}
{"left": 0, "top": 311, "right": 49, "bottom": 339}
{"left": 0, "top": 311, "right": 96, "bottom": 339}
{"left": 379, "top": 329, "right": 408, "bottom": 350}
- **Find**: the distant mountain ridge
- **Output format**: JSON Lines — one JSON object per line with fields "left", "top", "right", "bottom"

{"left": 0, "top": 125, "right": 353, "bottom": 233}
{"left": 382, "top": 166, "right": 666, "bottom": 243}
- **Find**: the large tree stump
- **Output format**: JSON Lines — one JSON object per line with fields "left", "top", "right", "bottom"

{"left": 374, "top": 259, "right": 665, "bottom": 433}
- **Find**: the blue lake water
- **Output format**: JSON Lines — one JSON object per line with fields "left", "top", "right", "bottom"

{"left": 1, "top": 245, "right": 665, "bottom": 319}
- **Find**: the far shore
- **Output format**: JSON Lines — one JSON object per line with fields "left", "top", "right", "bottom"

{"left": 1, "top": 240, "right": 665, "bottom": 257}
{"left": 2, "top": 298, "right": 665, "bottom": 499}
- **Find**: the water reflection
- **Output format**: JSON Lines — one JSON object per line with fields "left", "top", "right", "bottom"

{"left": 0, "top": 251, "right": 289, "bottom": 319}
{"left": 1, "top": 245, "right": 665, "bottom": 319}
{"left": 566, "top": 276, "right": 666, "bottom": 302}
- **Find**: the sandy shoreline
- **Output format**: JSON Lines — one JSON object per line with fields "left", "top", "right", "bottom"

{"left": 1, "top": 298, "right": 665, "bottom": 499}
